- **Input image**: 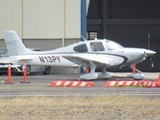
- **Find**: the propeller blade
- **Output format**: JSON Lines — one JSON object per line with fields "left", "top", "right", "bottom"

{"left": 151, "top": 63, "right": 154, "bottom": 68}
{"left": 147, "top": 32, "right": 154, "bottom": 68}
{"left": 149, "top": 56, "right": 154, "bottom": 67}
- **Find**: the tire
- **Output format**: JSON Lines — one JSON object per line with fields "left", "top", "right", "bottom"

{"left": 26, "top": 65, "right": 31, "bottom": 76}
{"left": 43, "top": 66, "right": 51, "bottom": 75}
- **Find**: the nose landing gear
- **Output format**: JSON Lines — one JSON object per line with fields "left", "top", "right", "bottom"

{"left": 127, "top": 65, "right": 144, "bottom": 80}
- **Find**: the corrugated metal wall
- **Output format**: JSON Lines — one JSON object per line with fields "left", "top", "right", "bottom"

{"left": 23, "top": 0, "right": 64, "bottom": 38}
{"left": 0, "top": 0, "right": 81, "bottom": 74}
{"left": 0, "top": 0, "right": 80, "bottom": 39}
{"left": 87, "top": 0, "right": 160, "bottom": 72}
{"left": 0, "top": 0, "right": 22, "bottom": 37}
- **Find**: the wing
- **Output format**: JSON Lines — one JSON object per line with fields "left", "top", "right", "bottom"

{"left": 62, "top": 54, "right": 126, "bottom": 67}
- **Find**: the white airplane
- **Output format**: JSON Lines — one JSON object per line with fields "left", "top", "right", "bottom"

{"left": 3, "top": 30, "right": 156, "bottom": 80}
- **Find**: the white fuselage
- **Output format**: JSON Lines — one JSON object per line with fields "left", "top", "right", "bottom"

{"left": 3, "top": 30, "right": 156, "bottom": 80}
{"left": 12, "top": 39, "right": 155, "bottom": 68}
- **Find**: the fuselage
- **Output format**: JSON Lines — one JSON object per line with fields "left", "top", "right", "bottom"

{"left": 50, "top": 39, "right": 155, "bottom": 66}
{"left": 3, "top": 30, "right": 156, "bottom": 80}
{"left": 13, "top": 39, "right": 156, "bottom": 68}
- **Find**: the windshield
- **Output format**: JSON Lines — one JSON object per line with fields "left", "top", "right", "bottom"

{"left": 106, "top": 41, "right": 124, "bottom": 50}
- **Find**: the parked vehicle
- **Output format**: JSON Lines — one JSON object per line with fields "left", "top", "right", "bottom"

{"left": 0, "top": 48, "right": 7, "bottom": 57}
{"left": 0, "top": 48, "right": 51, "bottom": 75}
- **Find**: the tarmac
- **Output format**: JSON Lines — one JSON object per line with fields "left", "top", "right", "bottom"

{"left": 0, "top": 72, "right": 160, "bottom": 97}
{"left": 111, "top": 72, "right": 160, "bottom": 80}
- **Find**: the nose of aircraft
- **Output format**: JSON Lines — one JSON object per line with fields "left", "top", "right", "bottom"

{"left": 122, "top": 48, "right": 156, "bottom": 65}
{"left": 144, "top": 49, "right": 156, "bottom": 56}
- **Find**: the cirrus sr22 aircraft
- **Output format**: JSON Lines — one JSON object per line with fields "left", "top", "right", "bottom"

{"left": 3, "top": 30, "right": 156, "bottom": 80}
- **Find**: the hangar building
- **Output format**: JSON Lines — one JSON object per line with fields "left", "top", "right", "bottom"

{"left": 0, "top": 0, "right": 160, "bottom": 73}
{"left": 0, "top": 0, "right": 81, "bottom": 73}
{"left": 0, "top": 0, "right": 80, "bottom": 47}
{"left": 88, "top": 0, "right": 160, "bottom": 72}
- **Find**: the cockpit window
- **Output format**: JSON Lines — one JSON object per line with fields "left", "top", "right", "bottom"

{"left": 73, "top": 44, "right": 88, "bottom": 52}
{"left": 106, "top": 41, "right": 123, "bottom": 50}
{"left": 90, "top": 42, "right": 105, "bottom": 51}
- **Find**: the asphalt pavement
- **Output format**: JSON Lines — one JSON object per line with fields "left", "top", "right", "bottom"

{"left": 0, "top": 72, "right": 160, "bottom": 97}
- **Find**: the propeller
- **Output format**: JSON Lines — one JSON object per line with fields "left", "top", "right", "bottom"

{"left": 149, "top": 56, "right": 154, "bottom": 67}
{"left": 148, "top": 33, "right": 154, "bottom": 67}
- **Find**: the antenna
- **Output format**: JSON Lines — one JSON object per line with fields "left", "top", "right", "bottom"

{"left": 78, "top": 33, "right": 87, "bottom": 41}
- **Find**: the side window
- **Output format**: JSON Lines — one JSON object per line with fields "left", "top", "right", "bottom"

{"left": 74, "top": 44, "right": 88, "bottom": 52}
{"left": 90, "top": 42, "right": 104, "bottom": 51}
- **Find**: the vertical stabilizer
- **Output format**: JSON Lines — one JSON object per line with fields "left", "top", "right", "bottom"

{"left": 3, "top": 30, "right": 32, "bottom": 56}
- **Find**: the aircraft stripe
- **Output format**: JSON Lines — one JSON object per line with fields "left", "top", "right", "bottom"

{"left": 38, "top": 52, "right": 128, "bottom": 64}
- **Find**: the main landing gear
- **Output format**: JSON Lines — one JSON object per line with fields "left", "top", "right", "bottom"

{"left": 80, "top": 61, "right": 112, "bottom": 80}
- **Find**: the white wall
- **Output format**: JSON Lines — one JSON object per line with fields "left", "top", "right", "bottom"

{"left": 0, "top": 0, "right": 22, "bottom": 38}
{"left": 0, "top": 0, "right": 80, "bottom": 39}
{"left": 65, "top": 0, "right": 81, "bottom": 38}
{"left": 0, "top": 0, "right": 81, "bottom": 74}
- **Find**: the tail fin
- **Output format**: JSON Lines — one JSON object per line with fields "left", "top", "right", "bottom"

{"left": 3, "top": 30, "right": 32, "bottom": 56}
